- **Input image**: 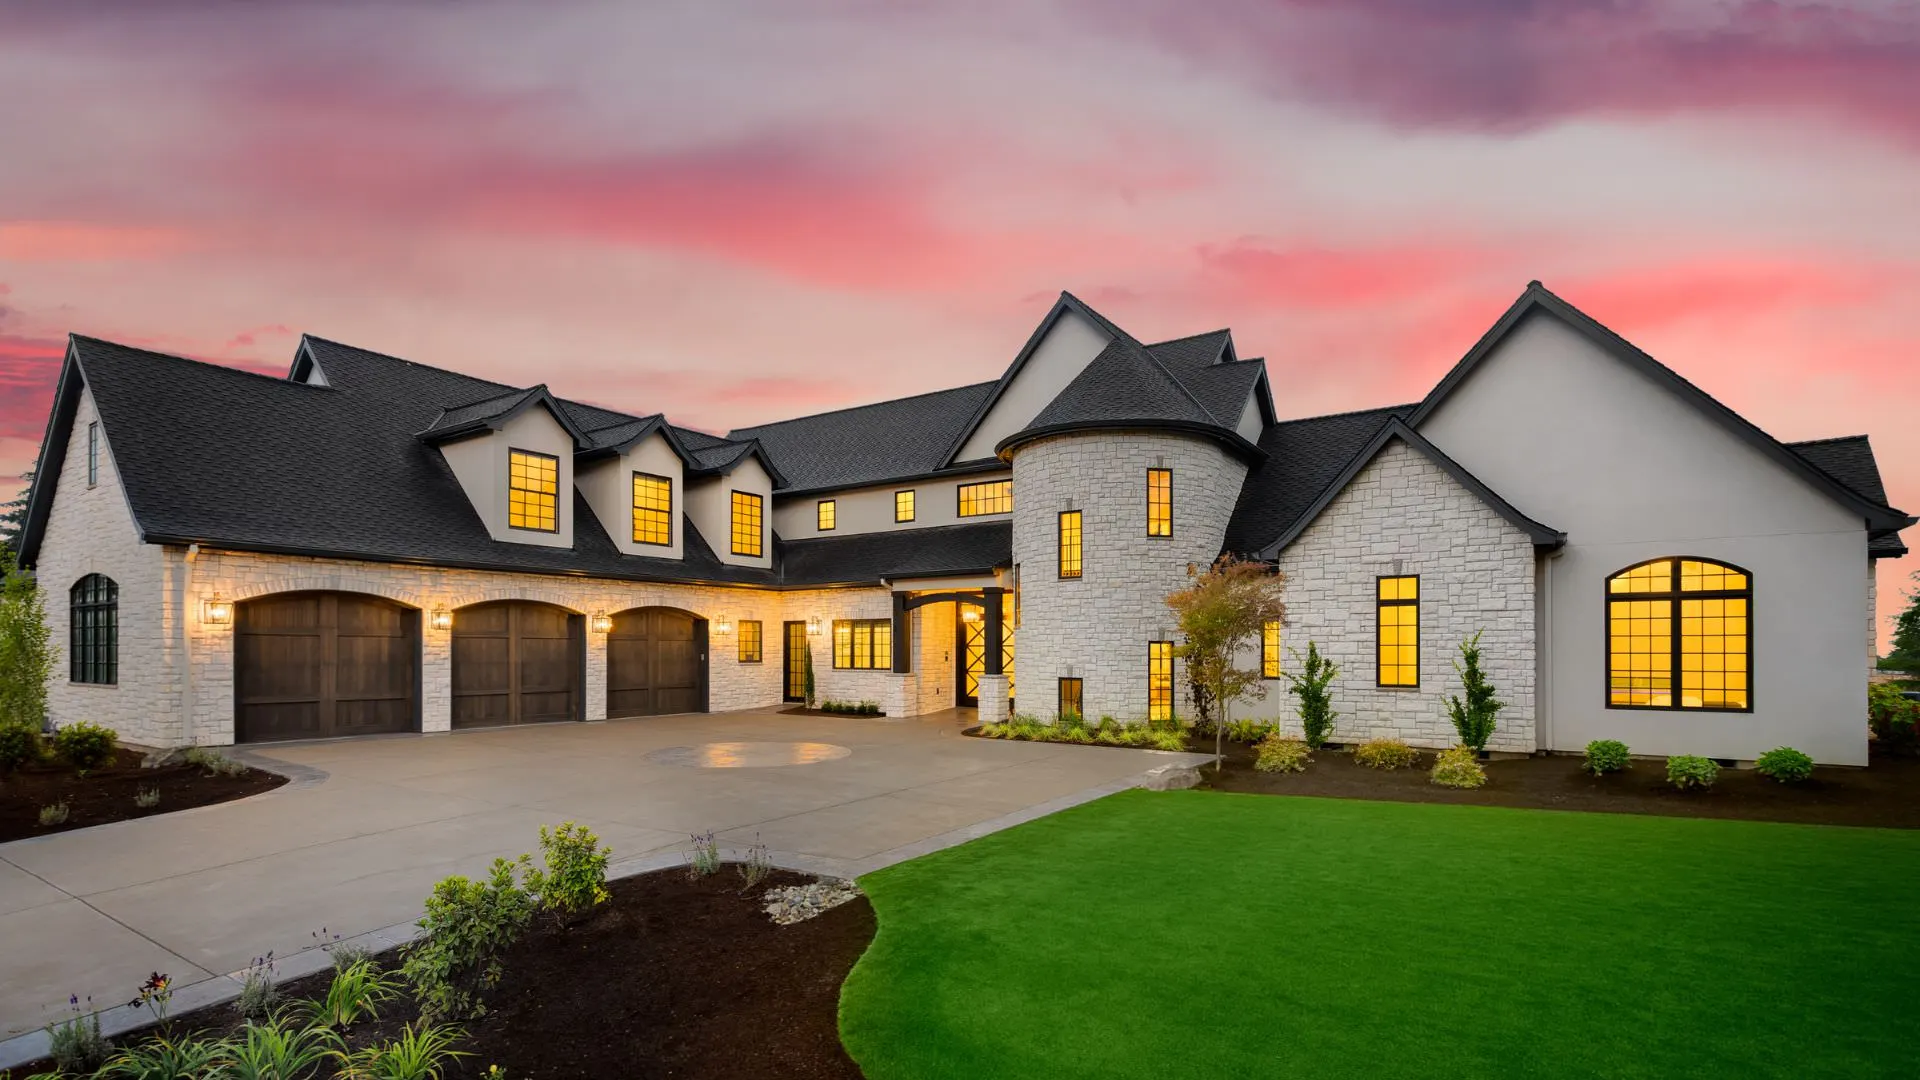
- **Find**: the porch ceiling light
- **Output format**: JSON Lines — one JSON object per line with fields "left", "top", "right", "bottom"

{"left": 201, "top": 593, "right": 233, "bottom": 627}
{"left": 961, "top": 606, "right": 981, "bottom": 623}
{"left": 590, "top": 611, "right": 613, "bottom": 635}
{"left": 714, "top": 613, "right": 732, "bottom": 636}
{"left": 429, "top": 607, "right": 452, "bottom": 631}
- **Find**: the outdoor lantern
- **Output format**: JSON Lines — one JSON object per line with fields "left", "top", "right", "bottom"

{"left": 714, "top": 613, "right": 732, "bottom": 636}
{"left": 806, "top": 614, "right": 823, "bottom": 636}
{"left": 201, "top": 593, "right": 233, "bottom": 626}
{"left": 429, "top": 607, "right": 452, "bottom": 631}
{"left": 961, "top": 606, "right": 980, "bottom": 623}
{"left": 590, "top": 611, "right": 613, "bottom": 634}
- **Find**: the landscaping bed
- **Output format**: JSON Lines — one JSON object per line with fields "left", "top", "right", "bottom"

{"left": 1193, "top": 738, "right": 1920, "bottom": 828}
{"left": 24, "top": 868, "right": 873, "bottom": 1079}
{"left": 0, "top": 746, "right": 285, "bottom": 842}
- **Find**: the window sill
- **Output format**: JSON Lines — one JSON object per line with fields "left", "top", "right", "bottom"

{"left": 70, "top": 681, "right": 119, "bottom": 688}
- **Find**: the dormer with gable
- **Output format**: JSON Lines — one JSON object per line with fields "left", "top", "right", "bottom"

{"left": 421, "top": 385, "right": 587, "bottom": 550}
{"left": 682, "top": 440, "right": 783, "bottom": 570}
{"left": 574, "top": 417, "right": 691, "bottom": 561}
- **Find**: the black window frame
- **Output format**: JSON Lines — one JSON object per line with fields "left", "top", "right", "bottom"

{"left": 506, "top": 447, "right": 560, "bottom": 533}
{"left": 1262, "top": 619, "right": 1281, "bottom": 680}
{"left": 1375, "top": 574, "right": 1420, "bottom": 689}
{"left": 956, "top": 479, "right": 1013, "bottom": 517}
{"left": 1146, "top": 467, "right": 1172, "bottom": 537}
{"left": 1058, "top": 677, "right": 1084, "bottom": 720}
{"left": 895, "top": 489, "right": 916, "bottom": 523}
{"left": 1058, "top": 509, "right": 1083, "bottom": 580}
{"left": 831, "top": 618, "right": 892, "bottom": 670}
{"left": 1148, "top": 640, "right": 1174, "bottom": 722}
{"left": 730, "top": 489, "right": 764, "bottom": 557}
{"left": 738, "top": 619, "right": 763, "bottom": 664}
{"left": 87, "top": 421, "right": 99, "bottom": 488}
{"left": 1604, "top": 557, "right": 1755, "bottom": 714}
{"left": 816, "top": 499, "right": 836, "bottom": 532}
{"left": 70, "top": 573, "right": 118, "bottom": 685}
{"left": 631, "top": 471, "right": 673, "bottom": 547}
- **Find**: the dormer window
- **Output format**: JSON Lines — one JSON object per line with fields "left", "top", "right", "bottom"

{"left": 508, "top": 449, "right": 558, "bottom": 532}
{"left": 817, "top": 499, "right": 836, "bottom": 531}
{"left": 632, "top": 472, "right": 672, "bottom": 546}
{"left": 731, "top": 490, "right": 763, "bottom": 557}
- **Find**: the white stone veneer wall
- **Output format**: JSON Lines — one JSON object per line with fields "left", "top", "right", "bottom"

{"left": 1244, "top": 439, "right": 1538, "bottom": 753}
{"left": 1012, "top": 431, "right": 1248, "bottom": 723}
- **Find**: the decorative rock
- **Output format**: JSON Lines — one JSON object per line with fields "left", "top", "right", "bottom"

{"left": 140, "top": 747, "right": 191, "bottom": 769}
{"left": 763, "top": 878, "right": 863, "bottom": 926}
{"left": 1140, "top": 763, "right": 1201, "bottom": 791}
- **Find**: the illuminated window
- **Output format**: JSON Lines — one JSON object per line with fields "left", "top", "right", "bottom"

{"left": 738, "top": 620, "right": 762, "bottom": 663}
{"left": 1262, "top": 619, "right": 1281, "bottom": 679}
{"left": 1376, "top": 576, "right": 1419, "bottom": 687}
{"left": 730, "top": 490, "right": 763, "bottom": 557}
{"left": 507, "top": 449, "right": 558, "bottom": 531}
{"left": 957, "top": 479, "right": 1013, "bottom": 517}
{"left": 1148, "top": 641, "right": 1174, "bottom": 721}
{"left": 1058, "top": 510, "right": 1082, "bottom": 579}
{"left": 1059, "top": 677, "right": 1083, "bottom": 721}
{"left": 70, "top": 574, "right": 118, "bottom": 684}
{"left": 1608, "top": 558, "right": 1750, "bottom": 710}
{"left": 895, "top": 490, "right": 915, "bottom": 522}
{"left": 1147, "top": 468, "right": 1172, "bottom": 537}
{"left": 815, "top": 499, "right": 836, "bottom": 531}
{"left": 87, "top": 422, "right": 99, "bottom": 487}
{"left": 832, "top": 618, "right": 892, "bottom": 670}
{"left": 631, "top": 472, "right": 672, "bottom": 546}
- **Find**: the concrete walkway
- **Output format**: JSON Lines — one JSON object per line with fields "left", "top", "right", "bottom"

{"left": 0, "top": 709, "right": 1204, "bottom": 1042}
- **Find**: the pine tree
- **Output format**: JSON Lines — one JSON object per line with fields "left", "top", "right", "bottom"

{"left": 1445, "top": 631, "right": 1503, "bottom": 751}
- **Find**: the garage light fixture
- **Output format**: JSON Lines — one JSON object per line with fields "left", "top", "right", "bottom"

{"left": 201, "top": 593, "right": 233, "bottom": 626}
{"left": 805, "top": 614, "right": 822, "bottom": 636}
{"left": 590, "top": 611, "right": 613, "bottom": 634}
{"left": 713, "top": 614, "right": 732, "bottom": 636}
{"left": 429, "top": 607, "right": 452, "bottom": 631}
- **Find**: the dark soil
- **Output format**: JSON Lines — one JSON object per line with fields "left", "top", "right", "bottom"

{"left": 0, "top": 747, "right": 285, "bottom": 842}
{"left": 23, "top": 869, "right": 873, "bottom": 1080}
{"left": 778, "top": 706, "right": 885, "bottom": 719}
{"left": 1195, "top": 739, "right": 1920, "bottom": 828}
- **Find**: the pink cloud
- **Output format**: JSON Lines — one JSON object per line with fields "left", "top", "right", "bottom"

{"left": 0, "top": 221, "right": 195, "bottom": 261}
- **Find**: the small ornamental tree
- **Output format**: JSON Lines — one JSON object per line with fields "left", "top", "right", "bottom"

{"left": 1445, "top": 630, "right": 1503, "bottom": 751}
{"left": 0, "top": 553, "right": 56, "bottom": 731}
{"left": 803, "top": 640, "right": 817, "bottom": 709}
{"left": 1282, "top": 641, "right": 1339, "bottom": 749}
{"left": 1887, "top": 572, "right": 1920, "bottom": 671}
{"left": 1165, "top": 555, "right": 1287, "bottom": 769}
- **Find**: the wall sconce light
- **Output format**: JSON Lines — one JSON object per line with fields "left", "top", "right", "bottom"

{"left": 429, "top": 607, "right": 452, "bottom": 631}
{"left": 960, "top": 606, "right": 981, "bottom": 623}
{"left": 201, "top": 593, "right": 233, "bottom": 626}
{"left": 590, "top": 611, "right": 613, "bottom": 634}
{"left": 805, "top": 614, "right": 822, "bottom": 636}
{"left": 713, "top": 614, "right": 732, "bottom": 636}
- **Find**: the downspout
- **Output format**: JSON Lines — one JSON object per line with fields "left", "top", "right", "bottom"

{"left": 1539, "top": 548, "right": 1562, "bottom": 754}
{"left": 180, "top": 543, "right": 197, "bottom": 747}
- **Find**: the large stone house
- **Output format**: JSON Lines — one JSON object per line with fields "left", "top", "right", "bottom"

{"left": 17, "top": 283, "right": 1910, "bottom": 764}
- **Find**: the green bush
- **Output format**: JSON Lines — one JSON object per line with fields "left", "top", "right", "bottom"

{"left": 1223, "top": 719, "right": 1277, "bottom": 744}
{"left": 524, "top": 821, "right": 610, "bottom": 919}
{"left": 0, "top": 720, "right": 43, "bottom": 769}
{"left": 336, "top": 1021, "right": 469, "bottom": 1080}
{"left": 1583, "top": 739, "right": 1632, "bottom": 775}
{"left": 303, "top": 957, "right": 401, "bottom": 1029}
{"left": 1754, "top": 747, "right": 1815, "bottom": 783}
{"left": 1281, "top": 641, "right": 1339, "bottom": 748}
{"left": 184, "top": 746, "right": 250, "bottom": 777}
{"left": 1352, "top": 738, "right": 1419, "bottom": 770}
{"left": 224, "top": 1012, "right": 343, "bottom": 1079}
{"left": 402, "top": 857, "right": 534, "bottom": 1022}
{"left": 1868, "top": 682, "right": 1919, "bottom": 755}
{"left": 46, "top": 996, "right": 111, "bottom": 1075}
{"left": 96, "top": 1033, "right": 234, "bottom": 1078}
{"left": 1666, "top": 755, "right": 1720, "bottom": 791}
{"left": 1253, "top": 735, "right": 1311, "bottom": 773}
{"left": 1444, "top": 631, "right": 1503, "bottom": 751}
{"left": 53, "top": 721, "right": 118, "bottom": 771}
{"left": 0, "top": 556, "right": 56, "bottom": 733}
{"left": 1430, "top": 746, "right": 1487, "bottom": 789}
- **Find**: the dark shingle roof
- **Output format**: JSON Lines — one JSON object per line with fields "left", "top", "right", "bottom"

{"left": 728, "top": 381, "right": 997, "bottom": 493}
{"left": 1788, "top": 435, "right": 1907, "bottom": 556}
{"left": 1026, "top": 339, "right": 1218, "bottom": 430}
{"left": 1222, "top": 404, "right": 1415, "bottom": 555}
{"left": 780, "top": 521, "right": 1011, "bottom": 584}
{"left": 1145, "top": 329, "right": 1233, "bottom": 371}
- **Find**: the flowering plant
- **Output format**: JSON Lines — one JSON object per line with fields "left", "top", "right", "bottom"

{"left": 129, "top": 971, "right": 173, "bottom": 1024}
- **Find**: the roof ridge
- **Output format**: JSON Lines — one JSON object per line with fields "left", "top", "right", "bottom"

{"left": 1785, "top": 433, "right": 1870, "bottom": 447}
{"left": 730, "top": 380, "right": 997, "bottom": 436}
{"left": 580, "top": 413, "right": 665, "bottom": 435}
{"left": 441, "top": 384, "right": 536, "bottom": 411}
{"left": 1145, "top": 327, "right": 1232, "bottom": 349}
{"left": 71, "top": 334, "right": 323, "bottom": 390}
{"left": 1271, "top": 402, "right": 1417, "bottom": 426}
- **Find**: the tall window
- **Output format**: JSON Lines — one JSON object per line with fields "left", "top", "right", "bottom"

{"left": 507, "top": 449, "right": 558, "bottom": 531}
{"left": 1058, "top": 510, "right": 1082, "bottom": 579}
{"left": 1377, "top": 576, "right": 1419, "bottom": 687}
{"left": 1148, "top": 641, "right": 1174, "bottom": 722}
{"left": 738, "top": 619, "right": 763, "bottom": 663}
{"left": 816, "top": 500, "right": 836, "bottom": 531}
{"left": 87, "top": 422, "right": 99, "bottom": 487}
{"left": 1147, "top": 468, "right": 1172, "bottom": 536}
{"left": 1262, "top": 619, "right": 1281, "bottom": 679}
{"left": 895, "top": 490, "right": 916, "bottom": 522}
{"left": 832, "top": 619, "right": 892, "bottom": 669}
{"left": 730, "top": 490, "right": 763, "bottom": 557}
{"left": 1608, "top": 558, "right": 1751, "bottom": 710}
{"left": 957, "top": 479, "right": 1013, "bottom": 517}
{"left": 70, "top": 574, "right": 117, "bottom": 684}
{"left": 632, "top": 472, "right": 672, "bottom": 546}
{"left": 1059, "top": 677, "right": 1084, "bottom": 720}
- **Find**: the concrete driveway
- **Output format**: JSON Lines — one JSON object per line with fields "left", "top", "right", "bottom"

{"left": 0, "top": 709, "right": 1202, "bottom": 1041}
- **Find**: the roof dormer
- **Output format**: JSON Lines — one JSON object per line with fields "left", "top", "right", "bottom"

{"left": 422, "top": 385, "right": 587, "bottom": 549}
{"left": 575, "top": 416, "right": 696, "bottom": 561}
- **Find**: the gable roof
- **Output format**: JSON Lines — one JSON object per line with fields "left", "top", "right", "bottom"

{"left": 417, "top": 383, "right": 591, "bottom": 447}
{"left": 1251, "top": 417, "right": 1566, "bottom": 558}
{"left": 1407, "top": 281, "right": 1913, "bottom": 536}
{"left": 1221, "top": 403, "right": 1415, "bottom": 556}
{"left": 727, "top": 381, "right": 998, "bottom": 494}
{"left": 1787, "top": 435, "right": 1908, "bottom": 556}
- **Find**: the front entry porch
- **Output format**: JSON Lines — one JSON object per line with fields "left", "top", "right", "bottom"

{"left": 885, "top": 586, "right": 1014, "bottom": 724}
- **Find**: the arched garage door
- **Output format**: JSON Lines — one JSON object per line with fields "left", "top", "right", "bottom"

{"left": 451, "top": 601, "right": 583, "bottom": 728}
{"left": 235, "top": 592, "right": 419, "bottom": 743}
{"left": 607, "top": 607, "right": 707, "bottom": 718}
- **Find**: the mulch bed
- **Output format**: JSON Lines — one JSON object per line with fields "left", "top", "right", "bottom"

{"left": 1193, "top": 739, "right": 1920, "bottom": 828}
{"left": 777, "top": 706, "right": 886, "bottom": 719}
{"left": 24, "top": 869, "right": 873, "bottom": 1080}
{"left": 0, "top": 747, "right": 286, "bottom": 843}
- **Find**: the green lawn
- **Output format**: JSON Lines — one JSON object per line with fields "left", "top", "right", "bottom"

{"left": 840, "top": 790, "right": 1920, "bottom": 1079}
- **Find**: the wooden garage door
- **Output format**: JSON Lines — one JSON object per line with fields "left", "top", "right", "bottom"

{"left": 607, "top": 607, "right": 706, "bottom": 718}
{"left": 235, "top": 593, "right": 418, "bottom": 743}
{"left": 451, "top": 601, "right": 581, "bottom": 728}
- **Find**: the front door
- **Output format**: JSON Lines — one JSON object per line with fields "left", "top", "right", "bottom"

{"left": 782, "top": 621, "right": 809, "bottom": 702}
{"left": 956, "top": 595, "right": 1016, "bottom": 712}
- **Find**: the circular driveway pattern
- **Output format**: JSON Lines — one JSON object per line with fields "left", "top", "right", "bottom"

{"left": 645, "top": 741, "right": 852, "bottom": 768}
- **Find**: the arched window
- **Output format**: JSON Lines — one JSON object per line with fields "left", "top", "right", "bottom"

{"left": 1606, "top": 559, "right": 1750, "bottom": 711}
{"left": 70, "top": 574, "right": 118, "bottom": 685}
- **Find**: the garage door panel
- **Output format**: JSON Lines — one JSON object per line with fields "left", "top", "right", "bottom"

{"left": 336, "top": 636, "right": 412, "bottom": 697}
{"left": 335, "top": 698, "right": 412, "bottom": 736}
{"left": 451, "top": 602, "right": 580, "bottom": 728}
{"left": 236, "top": 593, "right": 417, "bottom": 743}
{"left": 606, "top": 607, "right": 706, "bottom": 719}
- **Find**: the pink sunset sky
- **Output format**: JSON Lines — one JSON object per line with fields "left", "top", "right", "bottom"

{"left": 2, "top": 1, "right": 1916, "bottom": 645}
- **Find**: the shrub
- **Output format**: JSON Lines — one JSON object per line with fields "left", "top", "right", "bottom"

{"left": 687, "top": 830, "right": 721, "bottom": 878}
{"left": 1583, "top": 739, "right": 1632, "bottom": 775}
{"left": 1223, "top": 719, "right": 1277, "bottom": 744}
{"left": 223, "top": 1012, "right": 342, "bottom": 1080}
{"left": 1253, "top": 735, "right": 1311, "bottom": 773}
{"left": 184, "top": 746, "right": 249, "bottom": 778}
{"left": 1059, "top": 710, "right": 1086, "bottom": 732}
{"left": 38, "top": 801, "right": 68, "bottom": 826}
{"left": 0, "top": 720, "right": 43, "bottom": 769}
{"left": 1148, "top": 729, "right": 1188, "bottom": 752}
{"left": 235, "top": 954, "right": 277, "bottom": 1021}
{"left": 135, "top": 786, "right": 161, "bottom": 809}
{"left": 1353, "top": 738, "right": 1418, "bottom": 770}
{"left": 53, "top": 720, "right": 118, "bottom": 771}
{"left": 96, "top": 1033, "right": 234, "bottom": 1079}
{"left": 46, "top": 995, "right": 111, "bottom": 1075}
{"left": 739, "top": 837, "right": 774, "bottom": 889}
{"left": 1666, "top": 755, "right": 1720, "bottom": 791}
{"left": 0, "top": 555, "right": 55, "bottom": 733}
{"left": 1281, "top": 642, "right": 1339, "bottom": 748}
{"left": 401, "top": 857, "right": 534, "bottom": 1022}
{"left": 1444, "top": 631, "right": 1503, "bottom": 751}
{"left": 1755, "top": 746, "right": 1815, "bottom": 783}
{"left": 1430, "top": 746, "right": 1488, "bottom": 789}
{"left": 304, "top": 957, "right": 401, "bottom": 1029}
{"left": 523, "top": 821, "right": 610, "bottom": 919}
{"left": 336, "top": 1021, "right": 469, "bottom": 1080}
{"left": 1868, "top": 682, "right": 1919, "bottom": 755}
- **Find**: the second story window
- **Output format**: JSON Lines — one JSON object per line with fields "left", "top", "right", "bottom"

{"left": 508, "top": 449, "right": 558, "bottom": 532}
{"left": 1058, "top": 510, "right": 1082, "bottom": 579}
{"left": 1147, "top": 468, "right": 1172, "bottom": 536}
{"left": 817, "top": 499, "right": 836, "bottom": 531}
{"left": 958, "top": 479, "right": 1012, "bottom": 517}
{"left": 730, "top": 490, "right": 763, "bottom": 557}
{"left": 632, "top": 472, "right": 672, "bottom": 546}
{"left": 895, "top": 490, "right": 915, "bottom": 522}
{"left": 87, "top": 422, "right": 99, "bottom": 487}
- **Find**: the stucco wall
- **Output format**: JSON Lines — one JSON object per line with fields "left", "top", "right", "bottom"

{"left": 577, "top": 430, "right": 686, "bottom": 560}
{"left": 436, "top": 404, "right": 576, "bottom": 549}
{"left": 686, "top": 457, "right": 774, "bottom": 570}
{"left": 1419, "top": 312, "right": 1872, "bottom": 764}
{"left": 956, "top": 308, "right": 1111, "bottom": 461}
{"left": 772, "top": 470, "right": 1013, "bottom": 540}
{"left": 1245, "top": 440, "right": 1538, "bottom": 753}
{"left": 1012, "top": 430, "right": 1246, "bottom": 723}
